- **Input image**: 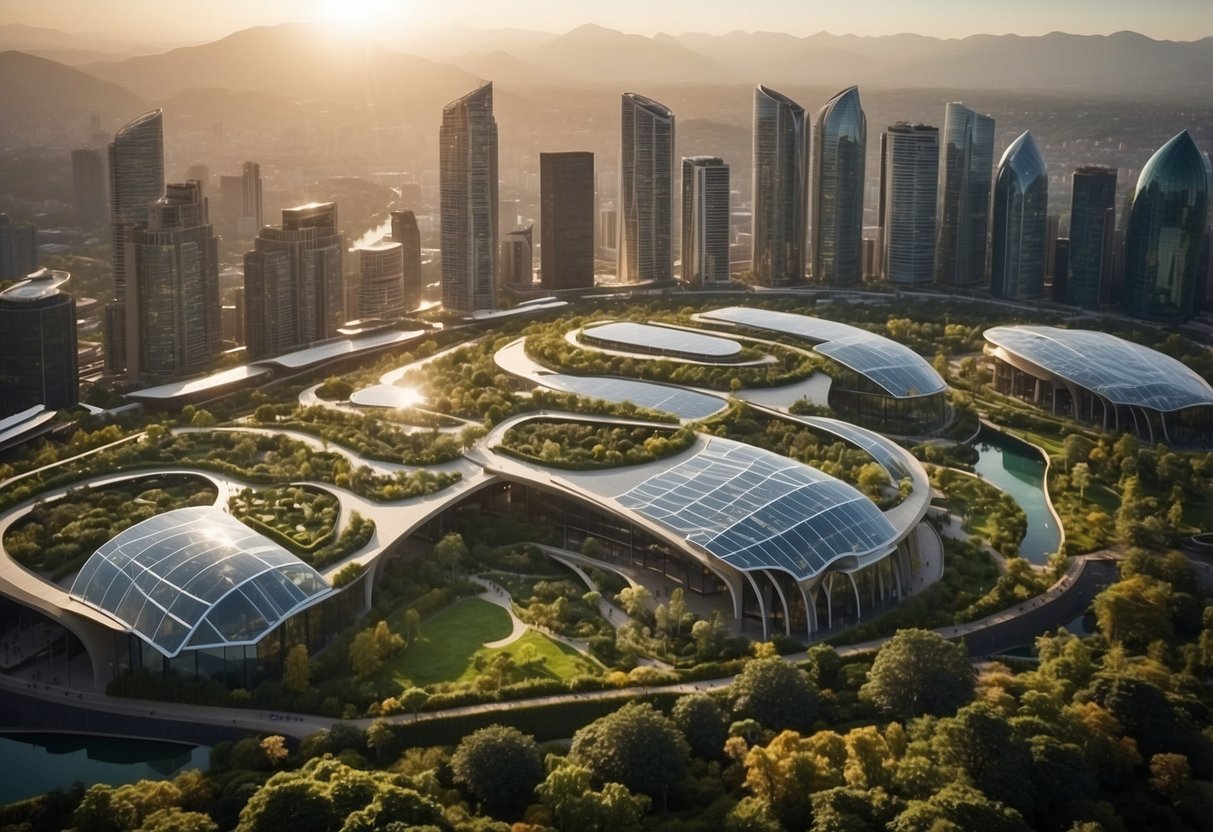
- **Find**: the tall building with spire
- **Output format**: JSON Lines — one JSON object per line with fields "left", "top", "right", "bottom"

{"left": 879, "top": 123, "right": 939, "bottom": 285}
{"left": 106, "top": 109, "right": 164, "bottom": 375}
{"left": 812, "top": 87, "right": 866, "bottom": 285}
{"left": 128, "top": 181, "right": 220, "bottom": 383}
{"left": 1066, "top": 166, "right": 1118, "bottom": 309}
{"left": 619, "top": 93, "right": 674, "bottom": 284}
{"left": 390, "top": 210, "right": 423, "bottom": 311}
{"left": 440, "top": 83, "right": 498, "bottom": 313}
{"left": 936, "top": 102, "right": 994, "bottom": 288}
{"left": 990, "top": 131, "right": 1048, "bottom": 301}
{"left": 540, "top": 151, "right": 595, "bottom": 291}
{"left": 1122, "top": 131, "right": 1209, "bottom": 324}
{"left": 682, "top": 156, "right": 731, "bottom": 286}
{"left": 752, "top": 85, "right": 808, "bottom": 286}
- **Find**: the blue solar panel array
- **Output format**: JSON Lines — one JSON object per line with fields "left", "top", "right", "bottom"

{"left": 701, "top": 306, "right": 946, "bottom": 398}
{"left": 583, "top": 321, "right": 743, "bottom": 358}
{"left": 798, "top": 415, "right": 911, "bottom": 480}
{"left": 985, "top": 325, "right": 1213, "bottom": 412}
{"left": 71, "top": 507, "right": 332, "bottom": 657}
{"left": 538, "top": 373, "right": 726, "bottom": 420}
{"left": 617, "top": 438, "right": 897, "bottom": 581}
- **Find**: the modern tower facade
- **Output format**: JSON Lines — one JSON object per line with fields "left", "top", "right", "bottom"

{"left": 0, "top": 268, "right": 78, "bottom": 414}
{"left": 243, "top": 249, "right": 295, "bottom": 360}
{"left": 880, "top": 123, "right": 939, "bottom": 285}
{"left": 990, "top": 131, "right": 1048, "bottom": 301}
{"left": 106, "top": 109, "right": 164, "bottom": 375}
{"left": 71, "top": 148, "right": 107, "bottom": 226}
{"left": 128, "top": 182, "right": 220, "bottom": 383}
{"left": 249, "top": 202, "right": 345, "bottom": 355}
{"left": 239, "top": 162, "right": 263, "bottom": 237}
{"left": 540, "top": 151, "right": 595, "bottom": 291}
{"left": 390, "top": 210, "right": 423, "bottom": 311}
{"left": 358, "top": 241, "right": 406, "bottom": 318}
{"left": 1066, "top": 166, "right": 1118, "bottom": 308}
{"left": 681, "top": 156, "right": 731, "bottom": 286}
{"left": 0, "top": 214, "right": 37, "bottom": 279}
{"left": 752, "top": 85, "right": 808, "bottom": 286}
{"left": 500, "top": 226, "right": 533, "bottom": 287}
{"left": 936, "top": 103, "right": 995, "bottom": 288}
{"left": 1122, "top": 131, "right": 1210, "bottom": 324}
{"left": 619, "top": 93, "right": 674, "bottom": 284}
{"left": 440, "top": 83, "right": 498, "bottom": 313}
{"left": 813, "top": 86, "right": 866, "bottom": 285}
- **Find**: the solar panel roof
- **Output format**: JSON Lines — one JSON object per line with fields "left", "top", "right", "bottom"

{"left": 798, "top": 415, "right": 911, "bottom": 480}
{"left": 537, "top": 373, "right": 727, "bottom": 420}
{"left": 701, "top": 307, "right": 946, "bottom": 398}
{"left": 616, "top": 437, "right": 897, "bottom": 581}
{"left": 984, "top": 325, "right": 1213, "bottom": 412}
{"left": 583, "top": 321, "right": 743, "bottom": 358}
{"left": 70, "top": 507, "right": 332, "bottom": 657}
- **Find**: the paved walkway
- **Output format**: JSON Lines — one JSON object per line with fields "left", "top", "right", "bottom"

{"left": 469, "top": 576, "right": 529, "bottom": 648}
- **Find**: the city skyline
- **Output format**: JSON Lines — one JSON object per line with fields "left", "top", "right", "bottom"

{"left": 2, "top": 0, "right": 1210, "bottom": 44}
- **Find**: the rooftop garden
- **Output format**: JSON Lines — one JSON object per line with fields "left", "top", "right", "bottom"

{"left": 496, "top": 419, "right": 696, "bottom": 470}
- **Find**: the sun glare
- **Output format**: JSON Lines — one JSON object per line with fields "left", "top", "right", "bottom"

{"left": 314, "top": 0, "right": 398, "bottom": 28}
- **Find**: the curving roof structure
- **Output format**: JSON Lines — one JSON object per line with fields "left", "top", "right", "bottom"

{"left": 984, "top": 325, "right": 1213, "bottom": 412}
{"left": 615, "top": 436, "right": 897, "bottom": 581}
{"left": 700, "top": 306, "right": 945, "bottom": 398}
{"left": 70, "top": 507, "right": 332, "bottom": 658}
{"left": 582, "top": 321, "right": 742, "bottom": 359}
{"left": 0, "top": 268, "right": 71, "bottom": 303}
{"left": 537, "top": 372, "right": 726, "bottom": 420}
{"left": 796, "top": 415, "right": 912, "bottom": 480}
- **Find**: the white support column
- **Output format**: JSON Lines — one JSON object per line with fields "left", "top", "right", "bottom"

{"left": 762, "top": 570, "right": 793, "bottom": 637}
{"left": 743, "top": 571, "right": 769, "bottom": 641}
{"left": 797, "top": 581, "right": 816, "bottom": 638}
{"left": 846, "top": 571, "right": 862, "bottom": 623}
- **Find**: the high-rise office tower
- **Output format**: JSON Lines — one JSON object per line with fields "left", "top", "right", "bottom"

{"left": 0, "top": 268, "right": 78, "bottom": 415}
{"left": 540, "top": 152, "right": 595, "bottom": 291}
{"left": 812, "top": 86, "right": 866, "bottom": 285}
{"left": 106, "top": 109, "right": 164, "bottom": 375}
{"left": 752, "top": 85, "right": 808, "bottom": 286}
{"left": 358, "top": 241, "right": 406, "bottom": 318}
{"left": 500, "top": 226, "right": 533, "bottom": 286}
{"left": 619, "top": 93, "right": 675, "bottom": 283}
{"left": 879, "top": 123, "right": 939, "bottom": 285}
{"left": 71, "top": 149, "right": 107, "bottom": 227}
{"left": 936, "top": 102, "right": 995, "bottom": 288}
{"left": 682, "top": 156, "right": 731, "bottom": 286}
{"left": 1122, "top": 131, "right": 1209, "bottom": 324}
{"left": 127, "top": 182, "right": 220, "bottom": 383}
{"left": 239, "top": 162, "right": 263, "bottom": 236}
{"left": 1066, "top": 166, "right": 1117, "bottom": 308}
{"left": 252, "top": 203, "right": 345, "bottom": 346}
{"left": 243, "top": 248, "right": 295, "bottom": 359}
{"left": 390, "top": 210, "right": 423, "bottom": 311}
{"left": 440, "top": 82, "right": 498, "bottom": 313}
{"left": 0, "top": 214, "right": 37, "bottom": 279}
{"left": 990, "top": 132, "right": 1048, "bottom": 301}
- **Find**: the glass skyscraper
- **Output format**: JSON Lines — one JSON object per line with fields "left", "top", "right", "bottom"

{"left": 813, "top": 86, "right": 866, "bottom": 285}
{"left": 880, "top": 123, "right": 939, "bottom": 285}
{"left": 681, "top": 156, "right": 731, "bottom": 286}
{"left": 990, "top": 131, "right": 1048, "bottom": 301}
{"left": 0, "top": 268, "right": 78, "bottom": 414}
{"left": 390, "top": 210, "right": 423, "bottom": 311}
{"left": 1066, "top": 166, "right": 1118, "bottom": 309}
{"left": 752, "top": 85, "right": 808, "bottom": 286}
{"left": 1122, "top": 131, "right": 1209, "bottom": 324}
{"left": 619, "top": 93, "right": 674, "bottom": 284}
{"left": 440, "top": 83, "right": 499, "bottom": 313}
{"left": 540, "top": 151, "right": 595, "bottom": 291}
{"left": 936, "top": 102, "right": 994, "bottom": 288}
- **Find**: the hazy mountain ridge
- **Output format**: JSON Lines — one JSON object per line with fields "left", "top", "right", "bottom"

{"left": 0, "top": 50, "right": 147, "bottom": 132}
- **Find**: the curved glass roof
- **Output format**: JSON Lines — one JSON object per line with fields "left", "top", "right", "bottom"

{"left": 0, "top": 268, "right": 70, "bottom": 303}
{"left": 797, "top": 415, "right": 911, "bottom": 480}
{"left": 582, "top": 321, "right": 742, "bottom": 359}
{"left": 616, "top": 437, "right": 897, "bottom": 581}
{"left": 70, "top": 507, "right": 332, "bottom": 657}
{"left": 984, "top": 325, "right": 1213, "bottom": 412}
{"left": 701, "top": 306, "right": 946, "bottom": 398}
{"left": 537, "top": 373, "right": 726, "bottom": 420}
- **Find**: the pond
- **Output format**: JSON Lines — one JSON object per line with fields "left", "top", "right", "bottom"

{"left": 0, "top": 733, "right": 210, "bottom": 804}
{"left": 971, "top": 426, "right": 1061, "bottom": 565}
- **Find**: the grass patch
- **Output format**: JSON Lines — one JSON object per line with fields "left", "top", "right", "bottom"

{"left": 385, "top": 598, "right": 513, "bottom": 687}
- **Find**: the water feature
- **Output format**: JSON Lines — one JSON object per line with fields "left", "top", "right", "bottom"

{"left": 970, "top": 426, "right": 1061, "bottom": 564}
{"left": 0, "top": 733, "right": 210, "bottom": 804}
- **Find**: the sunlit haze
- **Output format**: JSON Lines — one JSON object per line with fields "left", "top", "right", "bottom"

{"left": 2, "top": 0, "right": 1211, "bottom": 44}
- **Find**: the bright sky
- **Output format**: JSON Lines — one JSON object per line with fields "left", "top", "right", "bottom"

{"left": 4, "top": 0, "right": 1211, "bottom": 44}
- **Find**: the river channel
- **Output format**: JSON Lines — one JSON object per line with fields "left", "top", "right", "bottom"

{"left": 971, "top": 426, "right": 1061, "bottom": 564}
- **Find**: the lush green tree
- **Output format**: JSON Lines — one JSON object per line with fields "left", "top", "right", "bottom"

{"left": 136, "top": 808, "right": 218, "bottom": 832}
{"left": 569, "top": 701, "right": 689, "bottom": 805}
{"left": 933, "top": 702, "right": 1034, "bottom": 817}
{"left": 1093, "top": 574, "right": 1173, "bottom": 649}
{"left": 1071, "top": 463, "right": 1091, "bottom": 499}
{"left": 672, "top": 693, "right": 729, "bottom": 759}
{"left": 860, "top": 629, "right": 975, "bottom": 720}
{"left": 810, "top": 786, "right": 901, "bottom": 832}
{"left": 433, "top": 532, "right": 469, "bottom": 582}
{"left": 888, "top": 783, "right": 1029, "bottom": 832}
{"left": 451, "top": 725, "right": 544, "bottom": 816}
{"left": 350, "top": 629, "right": 382, "bottom": 679}
{"left": 729, "top": 657, "right": 819, "bottom": 731}
{"left": 283, "top": 644, "right": 311, "bottom": 693}
{"left": 535, "top": 761, "right": 650, "bottom": 832}
{"left": 400, "top": 686, "right": 429, "bottom": 720}
{"left": 235, "top": 779, "right": 337, "bottom": 832}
